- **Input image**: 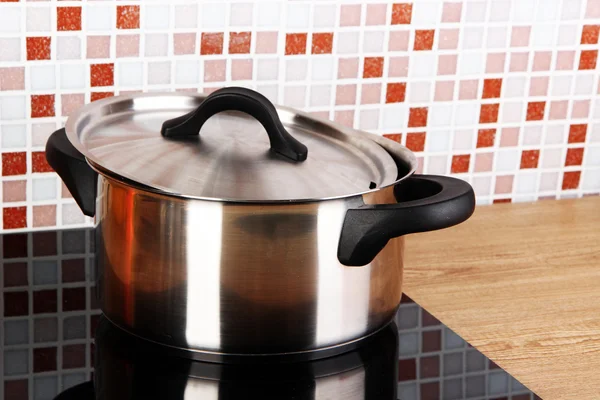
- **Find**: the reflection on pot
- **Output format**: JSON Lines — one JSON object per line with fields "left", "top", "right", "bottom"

{"left": 92, "top": 317, "right": 399, "bottom": 400}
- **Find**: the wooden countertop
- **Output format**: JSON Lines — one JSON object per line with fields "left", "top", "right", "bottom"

{"left": 404, "top": 197, "right": 600, "bottom": 400}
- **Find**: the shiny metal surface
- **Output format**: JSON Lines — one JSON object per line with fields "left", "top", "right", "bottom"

{"left": 66, "top": 93, "right": 402, "bottom": 201}
{"left": 95, "top": 174, "right": 404, "bottom": 355}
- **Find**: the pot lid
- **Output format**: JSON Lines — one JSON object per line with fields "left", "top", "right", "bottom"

{"left": 65, "top": 87, "right": 401, "bottom": 202}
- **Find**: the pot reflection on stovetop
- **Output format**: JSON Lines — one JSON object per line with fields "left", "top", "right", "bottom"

{"left": 55, "top": 317, "right": 399, "bottom": 400}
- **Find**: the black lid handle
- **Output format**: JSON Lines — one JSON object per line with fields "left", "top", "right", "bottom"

{"left": 161, "top": 87, "right": 308, "bottom": 162}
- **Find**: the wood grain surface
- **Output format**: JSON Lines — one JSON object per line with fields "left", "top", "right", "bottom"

{"left": 403, "top": 197, "right": 600, "bottom": 400}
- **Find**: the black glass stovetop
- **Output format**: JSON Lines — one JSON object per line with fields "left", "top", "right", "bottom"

{"left": 1, "top": 228, "right": 539, "bottom": 400}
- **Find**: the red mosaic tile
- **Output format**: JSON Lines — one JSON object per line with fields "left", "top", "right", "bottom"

{"left": 562, "top": 171, "right": 581, "bottom": 190}
{"left": 579, "top": 50, "right": 598, "bottom": 69}
{"left": 3, "top": 207, "right": 27, "bottom": 229}
{"left": 582, "top": 25, "right": 600, "bottom": 44}
{"left": 406, "top": 132, "right": 426, "bottom": 152}
{"left": 31, "top": 95, "right": 55, "bottom": 118}
{"left": 383, "top": 134, "right": 402, "bottom": 143}
{"left": 5, "top": 379, "right": 28, "bottom": 400}
{"left": 483, "top": 79, "right": 502, "bottom": 99}
{"left": 526, "top": 101, "right": 546, "bottom": 121}
{"left": 26, "top": 37, "right": 51, "bottom": 60}
{"left": 420, "top": 355, "right": 440, "bottom": 378}
{"left": 477, "top": 129, "right": 496, "bottom": 148}
{"left": 91, "top": 92, "right": 114, "bottom": 102}
{"left": 63, "top": 344, "right": 86, "bottom": 369}
{"left": 3, "top": 233, "right": 27, "bottom": 258}
{"left": 63, "top": 287, "right": 86, "bottom": 311}
{"left": 408, "top": 107, "right": 428, "bottom": 127}
{"left": 385, "top": 82, "right": 406, "bottom": 103}
{"left": 34, "top": 290, "right": 57, "bottom": 314}
{"left": 398, "top": 359, "right": 416, "bottom": 381}
{"left": 57, "top": 7, "right": 81, "bottom": 31}
{"left": 479, "top": 103, "right": 499, "bottom": 123}
{"left": 4, "top": 291, "right": 28, "bottom": 316}
{"left": 420, "top": 382, "right": 440, "bottom": 400}
{"left": 520, "top": 150, "right": 540, "bottom": 169}
{"left": 568, "top": 124, "right": 587, "bottom": 143}
{"left": 34, "top": 347, "right": 57, "bottom": 373}
{"left": 2, "top": 152, "right": 26, "bottom": 176}
{"left": 391, "top": 3, "right": 413, "bottom": 24}
{"left": 90, "top": 64, "right": 114, "bottom": 87}
{"left": 117, "top": 5, "right": 140, "bottom": 29}
{"left": 414, "top": 30, "right": 434, "bottom": 51}
{"left": 566, "top": 148, "right": 584, "bottom": 166}
{"left": 451, "top": 154, "right": 470, "bottom": 173}
{"left": 4, "top": 262, "right": 28, "bottom": 287}
{"left": 285, "top": 33, "right": 307, "bottom": 55}
{"left": 33, "top": 232, "right": 57, "bottom": 256}
{"left": 422, "top": 330, "right": 441, "bottom": 352}
{"left": 311, "top": 33, "right": 333, "bottom": 54}
{"left": 62, "top": 259, "right": 86, "bottom": 283}
{"left": 200, "top": 32, "right": 224, "bottom": 55}
{"left": 422, "top": 309, "right": 441, "bottom": 326}
{"left": 229, "top": 32, "right": 251, "bottom": 54}
{"left": 32, "top": 151, "right": 53, "bottom": 172}
{"left": 363, "top": 57, "right": 384, "bottom": 78}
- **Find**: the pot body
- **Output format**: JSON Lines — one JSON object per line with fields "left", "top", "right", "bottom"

{"left": 95, "top": 175, "right": 405, "bottom": 356}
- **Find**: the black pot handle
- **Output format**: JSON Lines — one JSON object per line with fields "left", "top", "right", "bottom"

{"left": 338, "top": 174, "right": 475, "bottom": 266}
{"left": 161, "top": 87, "right": 308, "bottom": 162}
{"left": 45, "top": 128, "right": 98, "bottom": 217}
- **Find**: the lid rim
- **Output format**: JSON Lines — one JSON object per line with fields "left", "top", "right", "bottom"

{"left": 67, "top": 92, "right": 417, "bottom": 202}
{"left": 88, "top": 156, "right": 416, "bottom": 204}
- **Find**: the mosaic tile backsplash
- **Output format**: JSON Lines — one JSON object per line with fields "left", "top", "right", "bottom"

{"left": 0, "top": 0, "right": 599, "bottom": 231}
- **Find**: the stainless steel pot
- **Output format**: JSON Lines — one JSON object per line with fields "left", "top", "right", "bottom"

{"left": 46, "top": 87, "right": 475, "bottom": 360}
